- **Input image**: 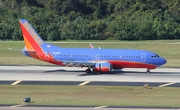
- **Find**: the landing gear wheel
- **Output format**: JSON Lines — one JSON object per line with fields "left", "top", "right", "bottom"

{"left": 86, "top": 69, "right": 91, "bottom": 74}
{"left": 146, "top": 69, "right": 150, "bottom": 73}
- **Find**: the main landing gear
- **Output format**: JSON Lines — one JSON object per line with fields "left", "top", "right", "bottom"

{"left": 85, "top": 68, "right": 92, "bottom": 74}
{"left": 146, "top": 69, "right": 150, "bottom": 73}
{"left": 85, "top": 66, "right": 92, "bottom": 74}
{"left": 85, "top": 67, "right": 100, "bottom": 75}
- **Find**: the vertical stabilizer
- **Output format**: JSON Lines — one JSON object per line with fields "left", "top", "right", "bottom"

{"left": 19, "top": 19, "right": 45, "bottom": 52}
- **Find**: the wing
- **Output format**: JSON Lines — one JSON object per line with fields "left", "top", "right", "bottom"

{"left": 62, "top": 60, "right": 95, "bottom": 67}
{"left": 47, "top": 52, "right": 95, "bottom": 67}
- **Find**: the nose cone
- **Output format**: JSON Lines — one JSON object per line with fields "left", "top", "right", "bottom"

{"left": 157, "top": 57, "right": 167, "bottom": 66}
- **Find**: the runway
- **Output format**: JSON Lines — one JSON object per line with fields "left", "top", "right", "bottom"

{"left": 0, "top": 65, "right": 180, "bottom": 87}
{"left": 0, "top": 65, "right": 180, "bottom": 110}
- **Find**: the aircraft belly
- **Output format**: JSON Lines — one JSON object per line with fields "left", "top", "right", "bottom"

{"left": 110, "top": 61, "right": 156, "bottom": 69}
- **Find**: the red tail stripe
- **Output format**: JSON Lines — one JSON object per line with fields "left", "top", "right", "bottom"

{"left": 20, "top": 21, "right": 44, "bottom": 53}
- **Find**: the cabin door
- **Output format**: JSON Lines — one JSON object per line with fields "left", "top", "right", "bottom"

{"left": 141, "top": 53, "right": 146, "bottom": 62}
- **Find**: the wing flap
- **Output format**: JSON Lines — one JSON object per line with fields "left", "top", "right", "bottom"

{"left": 46, "top": 52, "right": 95, "bottom": 67}
{"left": 62, "top": 60, "right": 95, "bottom": 67}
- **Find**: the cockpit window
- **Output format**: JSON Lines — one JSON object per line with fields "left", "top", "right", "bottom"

{"left": 155, "top": 54, "right": 159, "bottom": 57}
{"left": 151, "top": 54, "right": 159, "bottom": 58}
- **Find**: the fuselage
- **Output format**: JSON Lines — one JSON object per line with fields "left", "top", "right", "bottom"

{"left": 23, "top": 43, "right": 167, "bottom": 70}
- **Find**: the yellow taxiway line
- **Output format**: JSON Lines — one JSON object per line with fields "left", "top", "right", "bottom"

{"left": 93, "top": 106, "right": 108, "bottom": 109}
{"left": 11, "top": 80, "right": 22, "bottom": 85}
{"left": 78, "top": 81, "right": 91, "bottom": 86}
{"left": 158, "top": 82, "right": 176, "bottom": 87}
{"left": 10, "top": 104, "right": 26, "bottom": 108}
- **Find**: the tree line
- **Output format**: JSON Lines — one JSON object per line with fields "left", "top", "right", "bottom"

{"left": 0, "top": 0, "right": 180, "bottom": 41}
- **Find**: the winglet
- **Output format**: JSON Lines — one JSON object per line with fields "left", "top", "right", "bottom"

{"left": 89, "top": 43, "right": 94, "bottom": 49}
{"left": 89, "top": 43, "right": 101, "bottom": 49}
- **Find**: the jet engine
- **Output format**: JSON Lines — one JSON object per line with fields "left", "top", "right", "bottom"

{"left": 93, "top": 62, "right": 113, "bottom": 72}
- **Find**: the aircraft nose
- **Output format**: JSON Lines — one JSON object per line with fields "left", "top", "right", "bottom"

{"left": 159, "top": 57, "right": 167, "bottom": 66}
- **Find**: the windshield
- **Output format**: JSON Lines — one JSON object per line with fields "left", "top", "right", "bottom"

{"left": 151, "top": 54, "right": 159, "bottom": 58}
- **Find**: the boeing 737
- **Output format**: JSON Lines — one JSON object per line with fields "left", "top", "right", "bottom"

{"left": 19, "top": 19, "right": 167, "bottom": 74}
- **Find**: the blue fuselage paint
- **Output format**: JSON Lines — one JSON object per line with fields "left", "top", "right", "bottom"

{"left": 31, "top": 43, "right": 167, "bottom": 69}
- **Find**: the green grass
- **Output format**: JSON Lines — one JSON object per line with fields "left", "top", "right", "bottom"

{"left": 0, "top": 85, "right": 180, "bottom": 107}
{"left": 1, "top": 40, "right": 180, "bottom": 67}
{"left": 1, "top": 41, "right": 180, "bottom": 108}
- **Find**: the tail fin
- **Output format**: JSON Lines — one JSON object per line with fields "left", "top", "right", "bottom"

{"left": 19, "top": 19, "right": 45, "bottom": 52}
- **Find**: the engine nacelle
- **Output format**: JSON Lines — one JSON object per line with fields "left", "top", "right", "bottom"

{"left": 93, "top": 62, "right": 113, "bottom": 72}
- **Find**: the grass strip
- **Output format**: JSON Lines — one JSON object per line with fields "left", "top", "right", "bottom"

{"left": 0, "top": 85, "right": 180, "bottom": 107}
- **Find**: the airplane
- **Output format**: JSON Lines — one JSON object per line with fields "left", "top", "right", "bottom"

{"left": 19, "top": 19, "right": 167, "bottom": 74}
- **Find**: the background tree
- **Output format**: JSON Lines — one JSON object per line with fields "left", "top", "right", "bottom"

{"left": 0, "top": 0, "right": 180, "bottom": 41}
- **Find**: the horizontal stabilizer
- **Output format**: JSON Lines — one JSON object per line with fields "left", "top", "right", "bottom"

{"left": 22, "top": 49, "right": 36, "bottom": 53}
{"left": 8, "top": 48, "right": 22, "bottom": 51}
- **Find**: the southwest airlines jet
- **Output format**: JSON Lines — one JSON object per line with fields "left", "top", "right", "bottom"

{"left": 19, "top": 19, "right": 166, "bottom": 74}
